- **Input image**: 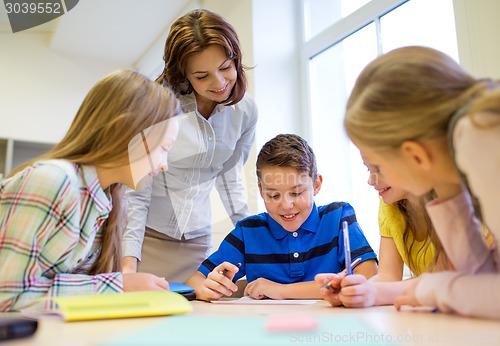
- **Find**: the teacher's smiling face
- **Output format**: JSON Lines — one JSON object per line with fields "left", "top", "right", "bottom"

{"left": 185, "top": 44, "right": 237, "bottom": 104}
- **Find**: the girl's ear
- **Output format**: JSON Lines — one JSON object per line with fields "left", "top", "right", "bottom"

{"left": 313, "top": 174, "right": 323, "bottom": 196}
{"left": 400, "top": 141, "right": 432, "bottom": 171}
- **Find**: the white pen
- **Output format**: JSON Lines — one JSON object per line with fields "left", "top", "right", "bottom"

{"left": 324, "top": 257, "right": 362, "bottom": 290}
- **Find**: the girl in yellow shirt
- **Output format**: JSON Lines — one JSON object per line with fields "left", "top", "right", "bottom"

{"left": 317, "top": 161, "right": 493, "bottom": 307}
{"left": 316, "top": 162, "right": 449, "bottom": 307}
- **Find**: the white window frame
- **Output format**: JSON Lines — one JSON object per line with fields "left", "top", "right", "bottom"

{"left": 299, "top": 0, "right": 408, "bottom": 142}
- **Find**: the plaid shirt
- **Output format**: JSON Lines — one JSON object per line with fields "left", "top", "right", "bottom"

{"left": 0, "top": 160, "right": 123, "bottom": 311}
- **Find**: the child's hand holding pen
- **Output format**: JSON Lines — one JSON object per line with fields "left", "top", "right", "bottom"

{"left": 315, "top": 272, "right": 344, "bottom": 306}
{"left": 314, "top": 258, "right": 363, "bottom": 306}
{"left": 200, "top": 262, "right": 241, "bottom": 301}
{"left": 324, "top": 257, "right": 362, "bottom": 291}
{"left": 218, "top": 262, "right": 241, "bottom": 277}
{"left": 315, "top": 221, "right": 363, "bottom": 306}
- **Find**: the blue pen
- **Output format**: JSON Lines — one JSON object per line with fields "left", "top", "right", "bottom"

{"left": 323, "top": 221, "right": 355, "bottom": 291}
{"left": 343, "top": 221, "right": 353, "bottom": 275}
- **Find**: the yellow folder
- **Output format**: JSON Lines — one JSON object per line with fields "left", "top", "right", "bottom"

{"left": 47, "top": 291, "right": 193, "bottom": 322}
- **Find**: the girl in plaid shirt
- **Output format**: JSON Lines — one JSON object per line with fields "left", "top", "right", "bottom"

{"left": 0, "top": 70, "right": 178, "bottom": 311}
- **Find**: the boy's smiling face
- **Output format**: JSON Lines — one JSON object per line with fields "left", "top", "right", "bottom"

{"left": 258, "top": 166, "right": 322, "bottom": 232}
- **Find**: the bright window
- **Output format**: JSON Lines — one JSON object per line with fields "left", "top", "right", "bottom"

{"left": 380, "top": 0, "right": 459, "bottom": 59}
{"left": 304, "top": 0, "right": 371, "bottom": 40}
{"left": 304, "top": 0, "right": 458, "bottom": 252}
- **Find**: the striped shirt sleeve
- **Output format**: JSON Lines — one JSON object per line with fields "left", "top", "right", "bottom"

{"left": 198, "top": 223, "right": 246, "bottom": 282}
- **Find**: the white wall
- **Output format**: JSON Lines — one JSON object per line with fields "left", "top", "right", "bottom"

{"left": 454, "top": 0, "right": 500, "bottom": 79}
{"left": 0, "top": 33, "right": 121, "bottom": 144}
{"left": 252, "top": 0, "right": 303, "bottom": 148}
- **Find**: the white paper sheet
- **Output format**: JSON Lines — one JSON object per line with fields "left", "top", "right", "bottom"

{"left": 210, "top": 297, "right": 321, "bottom": 305}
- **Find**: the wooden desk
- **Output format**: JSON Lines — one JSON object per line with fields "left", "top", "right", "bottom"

{"left": 2, "top": 300, "right": 500, "bottom": 346}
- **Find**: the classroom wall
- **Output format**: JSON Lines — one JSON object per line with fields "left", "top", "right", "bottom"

{"left": 454, "top": 0, "right": 500, "bottom": 79}
{"left": 252, "top": 0, "right": 302, "bottom": 148}
{"left": 0, "top": 32, "right": 120, "bottom": 143}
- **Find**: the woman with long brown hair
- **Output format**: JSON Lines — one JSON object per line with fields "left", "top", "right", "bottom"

{"left": 123, "top": 9, "right": 258, "bottom": 282}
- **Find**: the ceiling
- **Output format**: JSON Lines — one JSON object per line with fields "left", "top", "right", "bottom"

{"left": 1, "top": 0, "right": 192, "bottom": 68}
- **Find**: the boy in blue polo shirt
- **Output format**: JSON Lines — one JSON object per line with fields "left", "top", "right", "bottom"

{"left": 186, "top": 134, "right": 377, "bottom": 301}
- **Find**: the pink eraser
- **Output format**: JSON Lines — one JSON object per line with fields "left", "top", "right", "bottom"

{"left": 265, "top": 315, "right": 318, "bottom": 333}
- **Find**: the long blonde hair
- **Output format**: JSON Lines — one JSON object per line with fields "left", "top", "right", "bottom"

{"left": 345, "top": 46, "right": 498, "bottom": 273}
{"left": 9, "top": 69, "right": 179, "bottom": 274}
{"left": 469, "top": 89, "right": 500, "bottom": 128}
{"left": 395, "top": 192, "right": 450, "bottom": 275}
{"left": 467, "top": 89, "right": 500, "bottom": 247}
{"left": 344, "top": 46, "right": 494, "bottom": 149}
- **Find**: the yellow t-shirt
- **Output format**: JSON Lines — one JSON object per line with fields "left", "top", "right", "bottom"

{"left": 378, "top": 199, "right": 435, "bottom": 275}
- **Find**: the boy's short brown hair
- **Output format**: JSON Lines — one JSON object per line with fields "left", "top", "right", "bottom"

{"left": 256, "top": 134, "right": 317, "bottom": 181}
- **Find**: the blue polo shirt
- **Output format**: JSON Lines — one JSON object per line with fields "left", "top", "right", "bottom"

{"left": 198, "top": 202, "right": 377, "bottom": 283}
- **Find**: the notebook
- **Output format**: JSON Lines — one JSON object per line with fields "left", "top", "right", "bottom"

{"left": 169, "top": 282, "right": 196, "bottom": 301}
{"left": 22, "top": 291, "right": 192, "bottom": 322}
{"left": 168, "top": 281, "right": 196, "bottom": 300}
{"left": 169, "top": 282, "right": 192, "bottom": 293}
